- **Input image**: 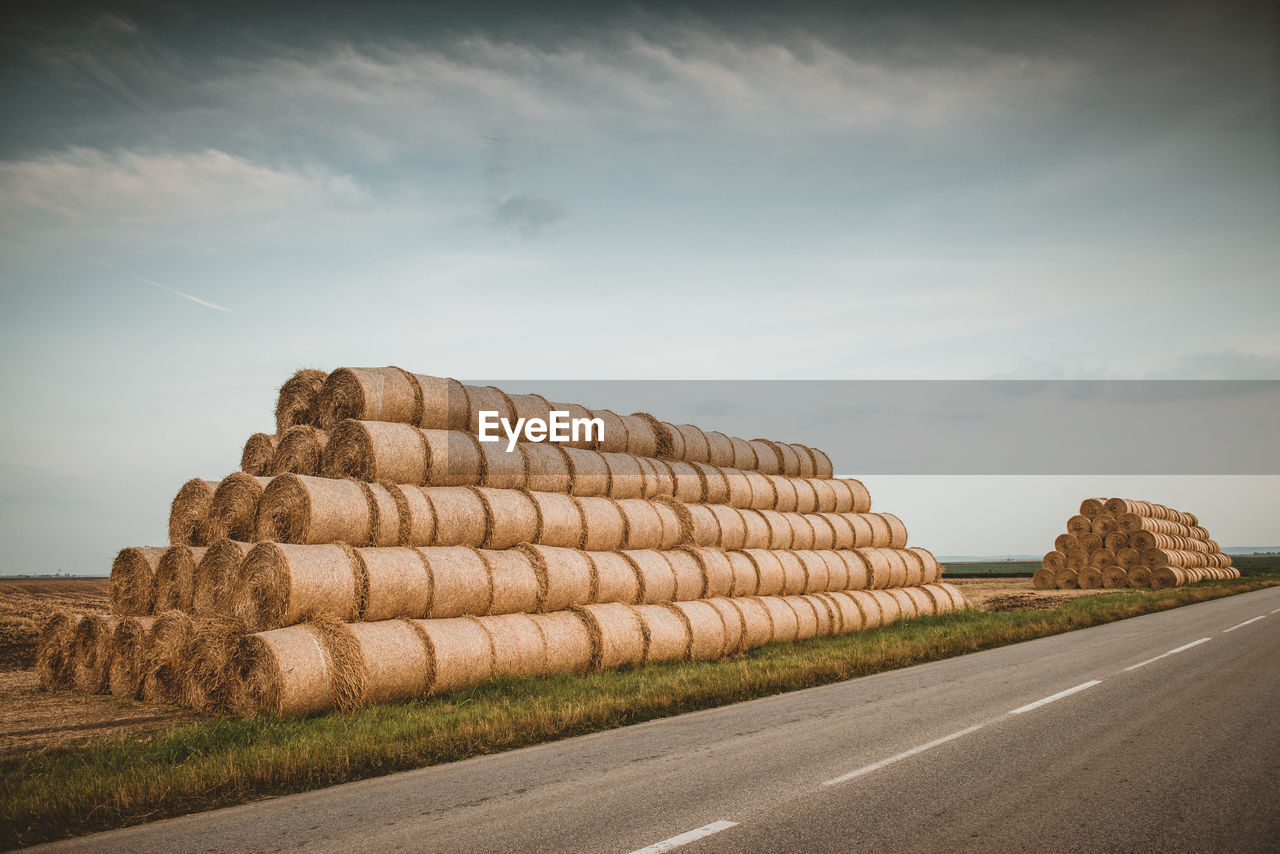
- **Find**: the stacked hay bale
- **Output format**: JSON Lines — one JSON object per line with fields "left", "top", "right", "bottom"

{"left": 40, "top": 367, "right": 969, "bottom": 717}
{"left": 1034, "top": 497, "right": 1239, "bottom": 591}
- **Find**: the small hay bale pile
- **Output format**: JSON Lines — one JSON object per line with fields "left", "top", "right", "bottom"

{"left": 1035, "top": 497, "right": 1239, "bottom": 591}
{"left": 40, "top": 366, "right": 967, "bottom": 717}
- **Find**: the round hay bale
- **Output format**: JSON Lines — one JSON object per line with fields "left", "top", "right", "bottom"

{"left": 506, "top": 392, "right": 553, "bottom": 428}
{"left": 909, "top": 548, "right": 942, "bottom": 584}
{"left": 417, "top": 547, "right": 492, "bottom": 618}
{"left": 737, "top": 509, "right": 772, "bottom": 549}
{"left": 721, "top": 469, "right": 754, "bottom": 508}
{"left": 318, "top": 367, "right": 420, "bottom": 430}
{"left": 1090, "top": 513, "right": 1118, "bottom": 537}
{"left": 767, "top": 475, "right": 799, "bottom": 512}
{"left": 617, "top": 413, "right": 660, "bottom": 458}
{"left": 523, "top": 443, "right": 573, "bottom": 494}
{"left": 1065, "top": 550, "right": 1088, "bottom": 571}
{"left": 634, "top": 604, "right": 690, "bottom": 664}
{"left": 36, "top": 612, "right": 82, "bottom": 690}
{"left": 192, "top": 539, "right": 252, "bottom": 616}
{"left": 847, "top": 590, "right": 882, "bottom": 628}
{"left": 747, "top": 440, "right": 781, "bottom": 475}
{"left": 666, "top": 461, "right": 703, "bottom": 504}
{"left": 900, "top": 587, "right": 934, "bottom": 618}
{"left": 785, "top": 596, "right": 821, "bottom": 640}
{"left": 705, "top": 598, "right": 746, "bottom": 655}
{"left": 230, "top": 620, "right": 360, "bottom": 716}
{"left": 602, "top": 452, "right": 646, "bottom": 499}
{"left": 843, "top": 479, "right": 872, "bottom": 513}
{"left": 1115, "top": 547, "right": 1142, "bottom": 569}
{"left": 880, "top": 514, "right": 908, "bottom": 548}
{"left": 110, "top": 547, "right": 165, "bottom": 616}
{"left": 868, "top": 590, "right": 901, "bottom": 625}
{"left": 1079, "top": 497, "right": 1108, "bottom": 518}
{"left": 71, "top": 614, "right": 118, "bottom": 693}
{"left": 664, "top": 549, "right": 706, "bottom": 600}
{"left": 355, "top": 547, "right": 431, "bottom": 621}
{"left": 681, "top": 547, "right": 734, "bottom": 598}
{"left": 577, "top": 497, "right": 628, "bottom": 551}
{"left": 477, "top": 442, "right": 527, "bottom": 491}
{"left": 783, "top": 514, "right": 816, "bottom": 550}
{"left": 789, "top": 445, "right": 818, "bottom": 478}
{"left": 411, "top": 616, "right": 494, "bottom": 694}
{"left": 421, "top": 486, "right": 487, "bottom": 548}
{"left": 838, "top": 551, "right": 871, "bottom": 591}
{"left": 234, "top": 543, "right": 362, "bottom": 632}
{"left": 755, "top": 510, "right": 794, "bottom": 549}
{"left": 637, "top": 457, "right": 676, "bottom": 500}
{"left": 204, "top": 473, "right": 270, "bottom": 542}
{"left": 589, "top": 552, "right": 642, "bottom": 605}
{"left": 1080, "top": 533, "right": 1103, "bottom": 554}
{"left": 1101, "top": 566, "right": 1128, "bottom": 589}
{"left": 406, "top": 373, "right": 470, "bottom": 430}
{"left": 275, "top": 368, "right": 327, "bottom": 432}
{"left": 169, "top": 478, "right": 218, "bottom": 546}
{"left": 714, "top": 550, "right": 755, "bottom": 596}
{"left": 181, "top": 615, "right": 248, "bottom": 712}
{"left": 691, "top": 462, "right": 730, "bottom": 505}
{"left": 587, "top": 409, "right": 628, "bottom": 454}
{"left": 347, "top": 620, "right": 430, "bottom": 706}
{"left": 838, "top": 514, "right": 872, "bottom": 549}
{"left": 731, "top": 598, "right": 771, "bottom": 649}
{"left": 811, "top": 449, "right": 834, "bottom": 479}
{"left": 809, "top": 479, "right": 836, "bottom": 514}
{"left": 1077, "top": 567, "right": 1103, "bottom": 589}
{"left": 827, "top": 591, "right": 866, "bottom": 633}
{"left": 470, "top": 487, "right": 539, "bottom": 550}
{"left": 479, "top": 549, "right": 540, "bottom": 615}
{"left": 154, "top": 545, "right": 205, "bottom": 613}
{"left": 640, "top": 414, "right": 679, "bottom": 459}
{"left": 808, "top": 593, "right": 840, "bottom": 634}
{"left": 823, "top": 479, "right": 854, "bottom": 513}
{"left": 790, "top": 479, "right": 818, "bottom": 514}
{"left": 759, "top": 441, "right": 797, "bottom": 477}
{"left": 521, "top": 544, "right": 593, "bottom": 612}
{"left": 668, "top": 600, "right": 728, "bottom": 660}
{"left": 1032, "top": 568, "right": 1056, "bottom": 589}
{"left": 817, "top": 514, "right": 856, "bottom": 550}
{"left": 817, "top": 550, "right": 850, "bottom": 591}
{"left": 387, "top": 484, "right": 436, "bottom": 546}
{"left": 255, "top": 474, "right": 372, "bottom": 545}
{"left": 564, "top": 448, "right": 611, "bottom": 497}
{"left": 1151, "top": 567, "right": 1185, "bottom": 589}
{"left": 742, "top": 471, "right": 776, "bottom": 510}
{"left": 572, "top": 602, "right": 645, "bottom": 670}
{"left": 1089, "top": 549, "right": 1117, "bottom": 570}
{"left": 479, "top": 613, "right": 548, "bottom": 677}
{"left": 1055, "top": 533, "right": 1080, "bottom": 553}
{"left": 1055, "top": 569, "right": 1079, "bottom": 589}
{"left": 931, "top": 583, "right": 967, "bottom": 610}
{"left": 1103, "top": 532, "right": 1129, "bottom": 552}
{"left": 669, "top": 424, "right": 709, "bottom": 463}
{"left": 528, "top": 490, "right": 584, "bottom": 549}
{"left": 858, "top": 548, "right": 893, "bottom": 590}
{"left": 268, "top": 425, "right": 329, "bottom": 477}
{"left": 1104, "top": 498, "right": 1138, "bottom": 516}
{"left": 742, "top": 549, "right": 786, "bottom": 596}
{"left": 722, "top": 436, "right": 756, "bottom": 473}
{"left": 897, "top": 550, "right": 925, "bottom": 588}
{"left": 418, "top": 429, "right": 485, "bottom": 487}
{"left": 624, "top": 550, "right": 678, "bottom": 604}
{"left": 1067, "top": 515, "right": 1091, "bottom": 536}
{"left": 882, "top": 550, "right": 909, "bottom": 589}
{"left": 702, "top": 505, "right": 743, "bottom": 549}
{"left": 701, "top": 431, "right": 733, "bottom": 468}
{"left": 918, "top": 585, "right": 952, "bottom": 615}
{"left": 759, "top": 597, "right": 800, "bottom": 643}
{"left": 617, "top": 499, "right": 681, "bottom": 550}
{"left": 535, "top": 611, "right": 594, "bottom": 674}
{"left": 323, "top": 420, "right": 428, "bottom": 484}
{"left": 792, "top": 551, "right": 828, "bottom": 593}
{"left": 1042, "top": 551, "right": 1066, "bottom": 572}
{"left": 108, "top": 616, "right": 158, "bottom": 698}
{"left": 362, "top": 482, "right": 401, "bottom": 547}
{"left": 140, "top": 610, "right": 195, "bottom": 702}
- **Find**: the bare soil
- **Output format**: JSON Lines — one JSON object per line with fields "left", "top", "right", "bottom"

{"left": 949, "top": 577, "right": 1117, "bottom": 612}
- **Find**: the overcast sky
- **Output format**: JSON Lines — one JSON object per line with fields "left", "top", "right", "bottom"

{"left": 1, "top": 1, "right": 1276, "bottom": 572}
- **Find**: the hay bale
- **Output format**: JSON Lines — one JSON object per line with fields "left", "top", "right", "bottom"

{"left": 746, "top": 440, "right": 781, "bottom": 475}
{"left": 418, "top": 429, "right": 485, "bottom": 487}
{"left": 360, "top": 482, "right": 400, "bottom": 547}
{"left": 1102, "top": 566, "right": 1128, "bottom": 589}
{"left": 521, "top": 544, "right": 593, "bottom": 612}
{"left": 858, "top": 548, "right": 893, "bottom": 590}
{"left": 692, "top": 462, "right": 731, "bottom": 505}
{"left": 882, "top": 550, "right": 909, "bottom": 589}
{"left": 71, "top": 614, "right": 118, "bottom": 692}
{"left": 702, "top": 432, "right": 735, "bottom": 468}
{"left": 417, "top": 547, "right": 492, "bottom": 618}
{"left": 880, "top": 514, "right": 908, "bottom": 548}
{"left": 469, "top": 487, "right": 539, "bottom": 549}
{"left": 766, "top": 475, "right": 798, "bottom": 512}
{"left": 526, "top": 490, "right": 582, "bottom": 549}
{"left": 317, "top": 366, "right": 420, "bottom": 430}
{"left": 787, "top": 479, "right": 817, "bottom": 515}
{"left": 769, "top": 442, "right": 802, "bottom": 477}
{"left": 756, "top": 510, "right": 794, "bottom": 549}
{"left": 1055, "top": 533, "right": 1080, "bottom": 552}
{"left": 637, "top": 457, "right": 676, "bottom": 500}
{"left": 154, "top": 545, "right": 205, "bottom": 613}
{"left": 1103, "top": 532, "right": 1128, "bottom": 552}
{"left": 231, "top": 621, "right": 350, "bottom": 716}
{"left": 523, "top": 443, "right": 573, "bottom": 493}
{"left": 918, "top": 585, "right": 951, "bottom": 615}
{"left": 786, "top": 551, "right": 821, "bottom": 594}
{"left": 386, "top": 484, "right": 435, "bottom": 546}
{"left": 825, "top": 592, "right": 863, "bottom": 633}
{"left": 206, "top": 473, "right": 271, "bottom": 542}
{"left": 868, "top": 590, "right": 901, "bottom": 625}
{"left": 478, "top": 442, "right": 527, "bottom": 491}
{"left": 666, "top": 461, "right": 703, "bottom": 503}
{"left": 180, "top": 614, "right": 247, "bottom": 711}
{"left": 572, "top": 603, "right": 645, "bottom": 670}
{"left": 419, "top": 486, "right": 487, "bottom": 547}
{"left": 478, "top": 613, "right": 548, "bottom": 677}
{"left": 140, "top": 610, "right": 194, "bottom": 702}
{"left": 275, "top": 368, "right": 328, "bottom": 432}
{"left": 1067, "top": 515, "right": 1091, "bottom": 536}
{"left": 787, "top": 596, "right": 821, "bottom": 640}
{"left": 234, "top": 542, "right": 363, "bottom": 632}
{"left": 809, "top": 479, "right": 836, "bottom": 515}
{"left": 1151, "top": 567, "right": 1186, "bottom": 589}
{"left": 617, "top": 499, "right": 681, "bottom": 550}
{"left": 743, "top": 549, "right": 786, "bottom": 596}
{"left": 738, "top": 509, "right": 772, "bottom": 549}
{"left": 355, "top": 547, "right": 431, "bottom": 621}
{"left": 624, "top": 550, "right": 677, "bottom": 604}
{"left": 1042, "top": 551, "right": 1067, "bottom": 572}
{"left": 1089, "top": 549, "right": 1117, "bottom": 570}
{"left": 741, "top": 471, "right": 775, "bottom": 510}
{"left": 670, "top": 600, "right": 729, "bottom": 660}
{"left": 722, "top": 469, "right": 756, "bottom": 508}
{"left": 789, "top": 445, "right": 817, "bottom": 478}
{"left": 169, "top": 478, "right": 218, "bottom": 546}
{"left": 617, "top": 414, "right": 660, "bottom": 458}
{"left": 759, "top": 597, "right": 800, "bottom": 643}
{"left": 635, "top": 604, "right": 690, "bottom": 664}
{"left": 683, "top": 547, "right": 734, "bottom": 598}
{"left": 725, "top": 550, "right": 760, "bottom": 596}
{"left": 589, "top": 409, "right": 629, "bottom": 453}
{"left": 704, "top": 598, "right": 747, "bottom": 655}
{"left": 269, "top": 425, "right": 329, "bottom": 476}
{"left": 192, "top": 539, "right": 252, "bottom": 616}
{"left": 110, "top": 547, "right": 165, "bottom": 616}
{"left": 255, "top": 474, "right": 371, "bottom": 545}
{"left": 901, "top": 588, "right": 935, "bottom": 618}
{"left": 847, "top": 590, "right": 882, "bottom": 628}
{"left": 684, "top": 504, "right": 722, "bottom": 547}
{"left": 401, "top": 373, "right": 470, "bottom": 430}
{"left": 838, "top": 550, "right": 871, "bottom": 590}
{"left": 480, "top": 549, "right": 540, "bottom": 615}
{"left": 818, "top": 514, "right": 856, "bottom": 550}
{"left": 603, "top": 452, "right": 646, "bottom": 499}
{"left": 36, "top": 612, "right": 82, "bottom": 690}
{"left": 1032, "top": 568, "right": 1056, "bottom": 589}
{"left": 323, "top": 420, "right": 428, "bottom": 484}
{"left": 346, "top": 620, "right": 431, "bottom": 706}
{"left": 811, "top": 448, "right": 834, "bottom": 479}
{"left": 535, "top": 611, "right": 595, "bottom": 674}
{"left": 672, "top": 424, "right": 711, "bottom": 463}
{"left": 665, "top": 549, "right": 706, "bottom": 600}
{"left": 564, "top": 448, "right": 611, "bottom": 497}
{"left": 108, "top": 616, "right": 158, "bottom": 698}
{"left": 589, "top": 551, "right": 641, "bottom": 604}
{"left": 783, "top": 514, "right": 816, "bottom": 550}
{"left": 577, "top": 497, "right": 628, "bottom": 551}
{"left": 898, "top": 550, "right": 925, "bottom": 588}
{"left": 1055, "top": 569, "right": 1080, "bottom": 589}
{"left": 1077, "top": 567, "right": 1103, "bottom": 589}
{"left": 402, "top": 617, "right": 493, "bottom": 695}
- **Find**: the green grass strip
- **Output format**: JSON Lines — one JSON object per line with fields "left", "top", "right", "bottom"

{"left": 3, "top": 575, "right": 1278, "bottom": 849}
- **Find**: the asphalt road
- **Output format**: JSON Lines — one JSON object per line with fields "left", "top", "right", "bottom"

{"left": 31, "top": 587, "right": 1280, "bottom": 854}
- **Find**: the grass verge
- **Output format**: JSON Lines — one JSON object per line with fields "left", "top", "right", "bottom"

{"left": 4, "top": 575, "right": 1278, "bottom": 849}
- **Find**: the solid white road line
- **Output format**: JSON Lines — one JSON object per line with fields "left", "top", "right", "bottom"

{"left": 1270, "top": 607, "right": 1280, "bottom": 614}
{"left": 628, "top": 821, "right": 740, "bottom": 854}
{"left": 822, "top": 724, "right": 986, "bottom": 786}
{"left": 1008, "top": 680, "right": 1102, "bottom": 715}
{"left": 1223, "top": 616, "right": 1266, "bottom": 633}
{"left": 1124, "top": 637, "right": 1212, "bottom": 671}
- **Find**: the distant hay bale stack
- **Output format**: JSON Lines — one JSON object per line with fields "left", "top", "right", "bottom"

{"left": 572, "top": 602, "right": 645, "bottom": 670}
{"left": 154, "top": 545, "right": 206, "bottom": 613}
{"left": 110, "top": 546, "right": 166, "bottom": 616}
{"left": 140, "top": 610, "right": 195, "bottom": 702}
{"left": 269, "top": 425, "right": 329, "bottom": 476}
{"left": 192, "top": 539, "right": 252, "bottom": 616}
{"left": 589, "top": 552, "right": 642, "bottom": 605}
{"left": 316, "top": 366, "right": 421, "bottom": 430}
{"left": 169, "top": 478, "right": 219, "bottom": 546}
{"left": 108, "top": 616, "right": 158, "bottom": 698}
{"left": 417, "top": 547, "right": 493, "bottom": 618}
{"left": 205, "top": 473, "right": 271, "bottom": 542}
{"left": 275, "top": 368, "right": 328, "bottom": 432}
{"left": 71, "top": 614, "right": 119, "bottom": 693}
{"left": 355, "top": 547, "right": 431, "bottom": 622}
{"left": 323, "top": 420, "right": 430, "bottom": 485}
{"left": 254, "top": 474, "right": 372, "bottom": 545}
{"left": 409, "top": 617, "right": 494, "bottom": 694}
{"left": 635, "top": 604, "right": 691, "bottom": 664}
{"left": 36, "top": 612, "right": 82, "bottom": 690}
{"left": 232, "top": 543, "right": 362, "bottom": 632}
{"left": 240, "top": 433, "right": 278, "bottom": 477}
{"left": 479, "top": 613, "right": 548, "bottom": 677}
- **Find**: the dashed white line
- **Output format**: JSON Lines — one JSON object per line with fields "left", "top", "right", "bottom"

{"left": 1124, "top": 638, "right": 1212, "bottom": 671}
{"left": 1270, "top": 607, "right": 1280, "bottom": 614}
{"left": 628, "top": 820, "right": 739, "bottom": 854}
{"left": 822, "top": 723, "right": 986, "bottom": 786}
{"left": 1009, "top": 680, "right": 1101, "bottom": 715}
{"left": 1224, "top": 616, "right": 1266, "bottom": 633}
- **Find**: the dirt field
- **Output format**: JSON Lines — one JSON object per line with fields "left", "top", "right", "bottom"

{"left": 0, "top": 578, "right": 111, "bottom": 669}
{"left": 949, "top": 577, "right": 1114, "bottom": 612}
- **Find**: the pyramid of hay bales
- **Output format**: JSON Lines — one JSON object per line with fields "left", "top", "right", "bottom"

{"left": 40, "top": 367, "right": 969, "bottom": 717}
{"left": 1033, "top": 497, "right": 1238, "bottom": 591}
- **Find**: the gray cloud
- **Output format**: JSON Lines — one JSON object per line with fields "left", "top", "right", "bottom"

{"left": 488, "top": 193, "right": 567, "bottom": 240}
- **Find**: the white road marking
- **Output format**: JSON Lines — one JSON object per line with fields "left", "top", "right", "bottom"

{"left": 1223, "top": 616, "right": 1266, "bottom": 632}
{"left": 1009, "top": 680, "right": 1102, "bottom": 715}
{"left": 1124, "top": 638, "right": 1212, "bottom": 671}
{"left": 628, "top": 821, "right": 739, "bottom": 854}
{"left": 822, "top": 723, "right": 986, "bottom": 786}
{"left": 1270, "top": 608, "right": 1280, "bottom": 614}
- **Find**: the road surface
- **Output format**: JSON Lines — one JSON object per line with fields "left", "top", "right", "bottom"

{"left": 31, "top": 586, "right": 1280, "bottom": 853}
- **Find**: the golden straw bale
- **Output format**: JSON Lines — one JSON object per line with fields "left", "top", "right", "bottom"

{"left": 703, "top": 431, "right": 735, "bottom": 468}
{"left": 528, "top": 490, "right": 583, "bottom": 549}
{"left": 738, "top": 509, "right": 773, "bottom": 549}
{"left": 231, "top": 620, "right": 360, "bottom": 716}
{"left": 825, "top": 592, "right": 864, "bottom": 633}
{"left": 422, "top": 486, "right": 488, "bottom": 547}
{"left": 684, "top": 504, "right": 722, "bottom": 547}
{"left": 742, "top": 549, "right": 785, "bottom": 596}
{"left": 775, "top": 551, "right": 808, "bottom": 595}
{"left": 756, "top": 510, "right": 794, "bottom": 549}
{"left": 783, "top": 514, "right": 816, "bottom": 549}
{"left": 667, "top": 461, "right": 703, "bottom": 503}
{"left": 759, "top": 597, "right": 800, "bottom": 643}
{"left": 624, "top": 550, "right": 677, "bottom": 604}
{"left": 233, "top": 543, "right": 362, "bottom": 632}
{"left": 789, "top": 445, "right": 817, "bottom": 478}
{"left": 478, "top": 613, "right": 548, "bottom": 677}
{"left": 786, "top": 596, "right": 821, "bottom": 639}
{"left": 617, "top": 499, "right": 681, "bottom": 550}
{"left": 347, "top": 620, "right": 430, "bottom": 707}
{"left": 637, "top": 456, "right": 676, "bottom": 500}
{"left": 588, "top": 552, "right": 641, "bottom": 604}
{"left": 275, "top": 369, "right": 327, "bottom": 432}
{"left": 472, "top": 487, "right": 539, "bottom": 549}
{"left": 108, "top": 616, "right": 157, "bottom": 698}
{"left": 205, "top": 473, "right": 270, "bottom": 542}
{"left": 858, "top": 549, "right": 892, "bottom": 589}
{"left": 324, "top": 420, "right": 429, "bottom": 484}
{"left": 255, "top": 474, "right": 372, "bottom": 545}
{"left": 635, "top": 604, "right": 690, "bottom": 664}
{"left": 523, "top": 443, "right": 573, "bottom": 493}
{"left": 387, "top": 484, "right": 436, "bottom": 546}
{"left": 192, "top": 539, "right": 252, "bottom": 616}
{"left": 806, "top": 515, "right": 837, "bottom": 550}
{"left": 409, "top": 616, "right": 494, "bottom": 693}
{"left": 681, "top": 546, "right": 734, "bottom": 598}
{"left": 536, "top": 611, "right": 594, "bottom": 674}
{"left": 355, "top": 547, "right": 431, "bottom": 621}
{"left": 139, "top": 610, "right": 194, "bottom": 702}
{"left": 726, "top": 550, "right": 760, "bottom": 596}
{"left": 362, "top": 482, "right": 400, "bottom": 547}
{"left": 602, "top": 452, "right": 646, "bottom": 499}
{"left": 404, "top": 373, "right": 470, "bottom": 430}
{"left": 269, "top": 425, "right": 328, "bottom": 476}
{"left": 480, "top": 549, "right": 540, "bottom": 615}
{"left": 477, "top": 442, "right": 526, "bottom": 490}
{"left": 664, "top": 549, "right": 706, "bottom": 600}
{"left": 572, "top": 603, "right": 645, "bottom": 670}
{"left": 868, "top": 590, "right": 902, "bottom": 625}
{"left": 36, "top": 612, "right": 82, "bottom": 690}
{"left": 790, "top": 478, "right": 818, "bottom": 514}
{"left": 669, "top": 600, "right": 729, "bottom": 660}
{"left": 169, "top": 478, "right": 218, "bottom": 546}
{"left": 901, "top": 587, "right": 935, "bottom": 617}
{"left": 417, "top": 547, "right": 492, "bottom": 618}
{"left": 110, "top": 547, "right": 165, "bottom": 616}
{"left": 181, "top": 615, "right": 247, "bottom": 712}
{"left": 692, "top": 462, "right": 730, "bottom": 505}
{"left": 577, "top": 497, "right": 628, "bottom": 551}
{"left": 520, "top": 544, "right": 593, "bottom": 612}
{"left": 317, "top": 367, "right": 421, "bottom": 430}
{"left": 154, "top": 545, "right": 205, "bottom": 613}
{"left": 847, "top": 591, "right": 882, "bottom": 628}
{"left": 794, "top": 551, "right": 829, "bottom": 592}
{"left": 766, "top": 475, "right": 799, "bottom": 512}
{"left": 564, "top": 448, "right": 611, "bottom": 497}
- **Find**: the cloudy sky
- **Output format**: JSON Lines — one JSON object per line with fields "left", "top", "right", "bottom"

{"left": 1, "top": 0, "right": 1276, "bottom": 572}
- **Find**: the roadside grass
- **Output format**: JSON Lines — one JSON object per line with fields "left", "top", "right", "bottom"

{"left": 3, "top": 575, "right": 1278, "bottom": 849}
